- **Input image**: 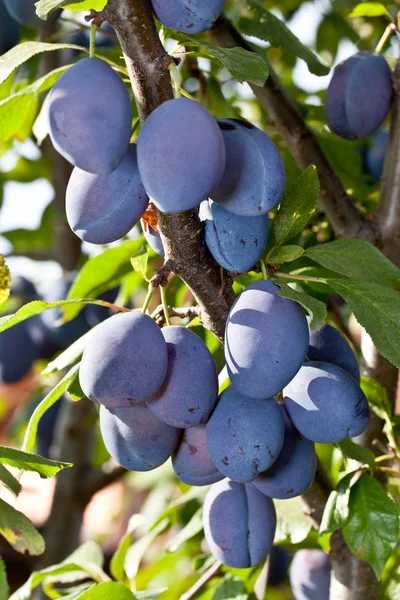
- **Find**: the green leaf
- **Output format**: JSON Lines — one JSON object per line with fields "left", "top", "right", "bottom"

{"left": 130, "top": 246, "right": 150, "bottom": 282}
{"left": 0, "top": 446, "right": 71, "bottom": 478}
{"left": 110, "top": 515, "right": 146, "bottom": 582}
{"left": 124, "top": 520, "right": 169, "bottom": 582}
{"left": 319, "top": 472, "right": 355, "bottom": 536}
{"left": 193, "top": 40, "right": 268, "bottom": 86}
{"left": 328, "top": 279, "right": 400, "bottom": 369}
{"left": 0, "top": 464, "right": 21, "bottom": 495}
{"left": 10, "top": 565, "right": 90, "bottom": 600}
{"left": 134, "top": 591, "right": 168, "bottom": 600}
{"left": 267, "top": 245, "right": 304, "bottom": 264}
{"left": 275, "top": 283, "right": 327, "bottom": 330}
{"left": 348, "top": 2, "right": 389, "bottom": 17}
{"left": 0, "top": 499, "right": 45, "bottom": 556}
{"left": 274, "top": 166, "right": 319, "bottom": 246}
{"left": 35, "top": 0, "right": 108, "bottom": 19}
{"left": 0, "top": 43, "right": 83, "bottom": 87}
{"left": 22, "top": 364, "right": 79, "bottom": 453}
{"left": 305, "top": 240, "right": 400, "bottom": 288}
{"left": 338, "top": 439, "right": 376, "bottom": 471}
{"left": 213, "top": 575, "right": 248, "bottom": 600}
{"left": 167, "top": 508, "right": 203, "bottom": 552}
{"left": 342, "top": 473, "right": 399, "bottom": 578}
{"left": 274, "top": 496, "right": 312, "bottom": 544}
{"left": 43, "top": 329, "right": 93, "bottom": 374}
{"left": 0, "top": 556, "right": 9, "bottom": 600}
{"left": 0, "top": 256, "right": 10, "bottom": 305}
{"left": 67, "top": 371, "right": 86, "bottom": 402}
{"left": 74, "top": 582, "right": 134, "bottom": 600}
{"left": 360, "top": 376, "right": 391, "bottom": 419}
{"left": 65, "top": 239, "right": 143, "bottom": 320}
{"left": 238, "top": 6, "right": 329, "bottom": 76}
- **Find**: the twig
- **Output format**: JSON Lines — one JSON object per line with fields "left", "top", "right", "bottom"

{"left": 180, "top": 561, "right": 222, "bottom": 600}
{"left": 150, "top": 304, "right": 201, "bottom": 325}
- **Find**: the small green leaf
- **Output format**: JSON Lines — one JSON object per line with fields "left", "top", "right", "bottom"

{"left": 74, "top": 582, "right": 134, "bottom": 599}
{"left": 35, "top": 0, "right": 108, "bottom": 19}
{"left": 267, "top": 245, "right": 304, "bottom": 264}
{"left": 167, "top": 508, "right": 203, "bottom": 553}
{"left": 0, "top": 256, "right": 10, "bottom": 305}
{"left": 348, "top": 2, "right": 389, "bottom": 18}
{"left": 274, "top": 496, "right": 312, "bottom": 544}
{"left": 0, "top": 556, "right": 9, "bottom": 600}
{"left": 306, "top": 240, "right": 400, "bottom": 288}
{"left": 319, "top": 472, "right": 355, "bottom": 536}
{"left": 0, "top": 464, "right": 21, "bottom": 495}
{"left": 274, "top": 166, "right": 319, "bottom": 246}
{"left": 342, "top": 473, "right": 399, "bottom": 578}
{"left": 110, "top": 515, "right": 146, "bottom": 582}
{"left": 0, "top": 446, "right": 71, "bottom": 478}
{"left": 213, "top": 575, "right": 248, "bottom": 600}
{"left": 131, "top": 246, "right": 150, "bottom": 282}
{"left": 338, "top": 439, "right": 376, "bottom": 471}
{"left": 275, "top": 283, "right": 327, "bottom": 330}
{"left": 329, "top": 279, "right": 400, "bottom": 369}
{"left": 238, "top": 5, "right": 329, "bottom": 76}
{"left": 43, "top": 329, "right": 93, "bottom": 375}
{"left": 360, "top": 376, "right": 391, "bottom": 419}
{"left": 125, "top": 520, "right": 169, "bottom": 582}
{"left": 0, "top": 499, "right": 45, "bottom": 556}
{"left": 67, "top": 371, "right": 86, "bottom": 402}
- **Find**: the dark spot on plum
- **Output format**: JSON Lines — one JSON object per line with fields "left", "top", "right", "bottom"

{"left": 127, "top": 397, "right": 135, "bottom": 406}
{"left": 286, "top": 489, "right": 294, "bottom": 495}
{"left": 240, "top": 239, "right": 246, "bottom": 246}
{"left": 188, "top": 407, "right": 199, "bottom": 413}
{"left": 254, "top": 444, "right": 260, "bottom": 449}
{"left": 228, "top": 417, "right": 231, "bottom": 429}
{"left": 222, "top": 456, "right": 229, "bottom": 465}
{"left": 188, "top": 443, "right": 198, "bottom": 455}
{"left": 238, "top": 447, "right": 245, "bottom": 455}
{"left": 219, "top": 122, "right": 236, "bottom": 131}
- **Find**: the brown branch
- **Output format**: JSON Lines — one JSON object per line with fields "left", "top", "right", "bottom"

{"left": 207, "top": 16, "right": 376, "bottom": 243}
{"left": 83, "top": 461, "right": 127, "bottom": 500}
{"left": 150, "top": 304, "right": 201, "bottom": 325}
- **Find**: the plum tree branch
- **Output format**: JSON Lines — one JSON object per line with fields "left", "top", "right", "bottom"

{"left": 207, "top": 16, "right": 377, "bottom": 244}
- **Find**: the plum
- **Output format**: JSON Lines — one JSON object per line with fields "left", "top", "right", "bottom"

{"left": 0, "top": 0, "right": 19, "bottom": 54}
{"left": 364, "top": 130, "right": 389, "bottom": 180}
{"left": 142, "top": 220, "right": 164, "bottom": 256}
{"left": 172, "top": 424, "right": 223, "bottom": 486}
{"left": 4, "top": 0, "right": 61, "bottom": 27}
{"left": 290, "top": 549, "right": 331, "bottom": 600}
{"left": 151, "top": 0, "right": 225, "bottom": 34}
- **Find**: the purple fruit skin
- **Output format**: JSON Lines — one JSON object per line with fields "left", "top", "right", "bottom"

{"left": 48, "top": 58, "right": 132, "bottom": 174}
{"left": 206, "top": 386, "right": 285, "bottom": 483}
{"left": 211, "top": 119, "right": 285, "bottom": 216}
{"left": 142, "top": 221, "right": 164, "bottom": 256}
{"left": 202, "top": 199, "right": 269, "bottom": 273}
{"left": 225, "top": 280, "right": 309, "bottom": 399}
{"left": 66, "top": 145, "right": 149, "bottom": 245}
{"left": 290, "top": 549, "right": 331, "bottom": 600}
{"left": 325, "top": 52, "right": 393, "bottom": 140}
{"left": 203, "top": 479, "right": 276, "bottom": 568}
{"left": 146, "top": 326, "right": 218, "bottom": 428}
{"left": 4, "top": 0, "right": 60, "bottom": 27}
{"left": 172, "top": 424, "right": 224, "bottom": 486}
{"left": 137, "top": 98, "right": 226, "bottom": 214}
{"left": 284, "top": 361, "right": 370, "bottom": 443}
{"left": 308, "top": 320, "right": 360, "bottom": 383}
{"left": 80, "top": 312, "right": 168, "bottom": 409}
{"left": 253, "top": 407, "right": 316, "bottom": 499}
{"left": 364, "top": 130, "right": 389, "bottom": 180}
{"left": 151, "top": 0, "right": 225, "bottom": 34}
{"left": 100, "top": 403, "right": 181, "bottom": 471}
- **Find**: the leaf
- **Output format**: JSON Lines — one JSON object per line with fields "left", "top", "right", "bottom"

{"left": 273, "top": 166, "right": 319, "bottom": 246}
{"left": 134, "top": 591, "right": 168, "bottom": 600}
{"left": 124, "top": 520, "right": 169, "bottom": 582}
{"left": 348, "top": 2, "right": 389, "bottom": 17}
{"left": 35, "top": 0, "right": 108, "bottom": 19}
{"left": 0, "top": 446, "right": 71, "bottom": 478}
{"left": 238, "top": 6, "right": 329, "bottom": 76}
{"left": 319, "top": 472, "right": 355, "bottom": 536}
{"left": 0, "top": 43, "right": 84, "bottom": 86}
{"left": 65, "top": 239, "right": 143, "bottom": 320}
{"left": 10, "top": 565, "right": 90, "bottom": 600}
{"left": 67, "top": 371, "right": 86, "bottom": 402}
{"left": 110, "top": 515, "right": 146, "bottom": 582}
{"left": 0, "top": 556, "right": 9, "bottom": 600}
{"left": 193, "top": 40, "right": 268, "bottom": 87}
{"left": 338, "top": 439, "right": 376, "bottom": 471}
{"left": 0, "top": 499, "right": 45, "bottom": 555}
{"left": 360, "top": 376, "right": 391, "bottom": 419}
{"left": 328, "top": 279, "right": 400, "bottom": 369}
{"left": 130, "top": 246, "right": 150, "bottom": 282}
{"left": 275, "top": 282, "right": 327, "bottom": 330}
{"left": 0, "top": 464, "right": 21, "bottom": 495}
{"left": 0, "top": 256, "right": 10, "bottom": 305}
{"left": 267, "top": 245, "right": 304, "bottom": 264}
{"left": 43, "top": 329, "right": 93, "bottom": 374}
{"left": 305, "top": 240, "right": 400, "bottom": 288}
{"left": 213, "top": 575, "right": 248, "bottom": 600}
{"left": 74, "top": 582, "right": 134, "bottom": 599}
{"left": 342, "top": 473, "right": 399, "bottom": 578}
{"left": 274, "top": 496, "right": 312, "bottom": 544}
{"left": 22, "top": 364, "right": 79, "bottom": 453}
{"left": 167, "top": 508, "right": 203, "bottom": 552}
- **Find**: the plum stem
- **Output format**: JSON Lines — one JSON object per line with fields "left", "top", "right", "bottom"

{"left": 273, "top": 271, "right": 327, "bottom": 284}
{"left": 375, "top": 23, "right": 397, "bottom": 54}
{"left": 260, "top": 260, "right": 268, "bottom": 280}
{"left": 89, "top": 23, "right": 98, "bottom": 58}
{"left": 168, "top": 62, "right": 182, "bottom": 99}
{"left": 160, "top": 285, "right": 172, "bottom": 326}
{"left": 141, "top": 284, "right": 156, "bottom": 314}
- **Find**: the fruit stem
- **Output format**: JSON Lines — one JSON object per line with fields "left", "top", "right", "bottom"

{"left": 131, "top": 117, "right": 140, "bottom": 138}
{"left": 89, "top": 23, "right": 98, "bottom": 58}
{"left": 160, "top": 285, "right": 172, "bottom": 326}
{"left": 141, "top": 284, "right": 156, "bottom": 314}
{"left": 260, "top": 260, "right": 269, "bottom": 280}
{"left": 375, "top": 23, "right": 396, "bottom": 54}
{"left": 273, "top": 272, "right": 328, "bottom": 284}
{"left": 168, "top": 63, "right": 182, "bottom": 99}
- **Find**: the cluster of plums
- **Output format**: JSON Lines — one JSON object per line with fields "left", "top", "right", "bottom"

{"left": 78, "top": 278, "right": 369, "bottom": 569}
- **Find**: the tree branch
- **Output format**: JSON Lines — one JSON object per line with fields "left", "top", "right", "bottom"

{"left": 207, "top": 16, "right": 376, "bottom": 243}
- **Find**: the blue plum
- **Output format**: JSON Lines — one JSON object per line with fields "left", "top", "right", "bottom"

{"left": 137, "top": 98, "right": 225, "bottom": 213}
{"left": 172, "top": 424, "right": 223, "bottom": 486}
{"left": 253, "top": 407, "right": 316, "bottom": 499}
{"left": 307, "top": 319, "right": 360, "bottom": 383}
{"left": 142, "top": 220, "right": 164, "bottom": 256}
{"left": 203, "top": 479, "right": 276, "bottom": 568}
{"left": 211, "top": 119, "right": 285, "bottom": 216}
{"left": 284, "top": 361, "right": 370, "bottom": 443}
{"left": 225, "top": 280, "right": 309, "bottom": 399}
{"left": 146, "top": 326, "right": 218, "bottom": 427}
{"left": 201, "top": 199, "right": 269, "bottom": 273}
{"left": 325, "top": 52, "right": 393, "bottom": 140}
{"left": 0, "top": 0, "right": 19, "bottom": 54}
{"left": 364, "top": 130, "right": 389, "bottom": 180}
{"left": 0, "top": 322, "right": 38, "bottom": 383}
{"left": 4, "top": 0, "right": 60, "bottom": 27}
{"left": 151, "top": 0, "right": 225, "bottom": 34}
{"left": 206, "top": 386, "right": 285, "bottom": 482}
{"left": 268, "top": 546, "right": 292, "bottom": 586}
{"left": 48, "top": 58, "right": 132, "bottom": 174}
{"left": 80, "top": 311, "right": 168, "bottom": 409}
{"left": 100, "top": 403, "right": 181, "bottom": 471}
{"left": 290, "top": 549, "right": 330, "bottom": 600}
{"left": 66, "top": 145, "right": 149, "bottom": 245}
